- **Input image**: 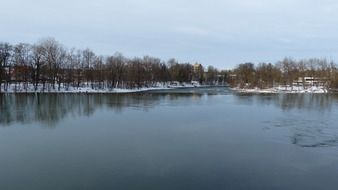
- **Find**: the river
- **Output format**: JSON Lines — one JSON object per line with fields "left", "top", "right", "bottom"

{"left": 1, "top": 87, "right": 338, "bottom": 190}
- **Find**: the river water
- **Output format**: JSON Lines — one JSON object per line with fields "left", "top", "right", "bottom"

{"left": 1, "top": 87, "right": 338, "bottom": 190}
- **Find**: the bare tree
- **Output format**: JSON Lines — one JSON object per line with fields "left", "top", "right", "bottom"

{"left": 39, "top": 38, "right": 64, "bottom": 90}
{"left": 13, "top": 43, "right": 32, "bottom": 91}
{"left": 106, "top": 53, "right": 125, "bottom": 89}
{"left": 0, "top": 43, "right": 13, "bottom": 92}
{"left": 234, "top": 63, "right": 256, "bottom": 88}
{"left": 31, "top": 44, "right": 45, "bottom": 91}
{"left": 82, "top": 48, "right": 96, "bottom": 88}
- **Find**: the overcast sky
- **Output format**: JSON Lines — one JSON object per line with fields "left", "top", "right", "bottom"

{"left": 1, "top": 0, "right": 338, "bottom": 69}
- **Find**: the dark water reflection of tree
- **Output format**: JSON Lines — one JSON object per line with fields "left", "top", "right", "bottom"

{"left": 1, "top": 92, "right": 338, "bottom": 130}
{"left": 0, "top": 93, "right": 203, "bottom": 127}
{"left": 235, "top": 93, "right": 338, "bottom": 112}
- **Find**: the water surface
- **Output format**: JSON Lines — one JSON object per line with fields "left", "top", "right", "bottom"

{"left": 1, "top": 88, "right": 338, "bottom": 190}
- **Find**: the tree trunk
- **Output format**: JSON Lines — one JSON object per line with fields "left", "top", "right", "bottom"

{"left": 0, "top": 70, "right": 2, "bottom": 93}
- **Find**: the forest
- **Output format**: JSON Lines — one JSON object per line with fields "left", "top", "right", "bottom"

{"left": 2, "top": 38, "right": 338, "bottom": 93}
{"left": 0, "top": 38, "right": 224, "bottom": 93}
{"left": 228, "top": 58, "right": 338, "bottom": 90}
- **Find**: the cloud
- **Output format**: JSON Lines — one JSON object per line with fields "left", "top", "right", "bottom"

{"left": 1, "top": 0, "right": 338, "bottom": 68}
{"left": 175, "top": 26, "right": 211, "bottom": 36}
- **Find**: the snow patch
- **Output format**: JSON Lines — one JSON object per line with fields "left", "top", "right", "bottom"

{"left": 232, "top": 85, "right": 328, "bottom": 94}
{"left": 0, "top": 82, "right": 203, "bottom": 94}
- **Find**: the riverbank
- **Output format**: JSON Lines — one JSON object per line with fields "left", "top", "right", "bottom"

{"left": 231, "top": 85, "right": 329, "bottom": 94}
{"left": 0, "top": 82, "right": 211, "bottom": 94}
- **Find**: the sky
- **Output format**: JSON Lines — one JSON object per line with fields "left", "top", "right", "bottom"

{"left": 1, "top": 0, "right": 338, "bottom": 69}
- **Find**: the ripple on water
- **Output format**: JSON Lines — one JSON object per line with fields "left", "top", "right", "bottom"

{"left": 263, "top": 115, "right": 338, "bottom": 148}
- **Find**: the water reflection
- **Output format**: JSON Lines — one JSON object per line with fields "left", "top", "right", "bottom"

{"left": 1, "top": 89, "right": 338, "bottom": 147}
{"left": 0, "top": 93, "right": 208, "bottom": 127}
{"left": 0, "top": 87, "right": 231, "bottom": 127}
{"left": 235, "top": 93, "right": 338, "bottom": 112}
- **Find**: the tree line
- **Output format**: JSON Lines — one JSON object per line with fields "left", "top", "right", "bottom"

{"left": 0, "top": 38, "right": 224, "bottom": 93}
{"left": 228, "top": 58, "right": 338, "bottom": 89}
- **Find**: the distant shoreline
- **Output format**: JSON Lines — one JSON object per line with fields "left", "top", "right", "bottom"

{"left": 0, "top": 83, "right": 226, "bottom": 94}
{"left": 230, "top": 86, "right": 333, "bottom": 94}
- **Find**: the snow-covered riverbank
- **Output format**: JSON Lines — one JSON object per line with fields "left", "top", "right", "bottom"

{"left": 231, "top": 85, "right": 329, "bottom": 94}
{"left": 0, "top": 82, "right": 204, "bottom": 94}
